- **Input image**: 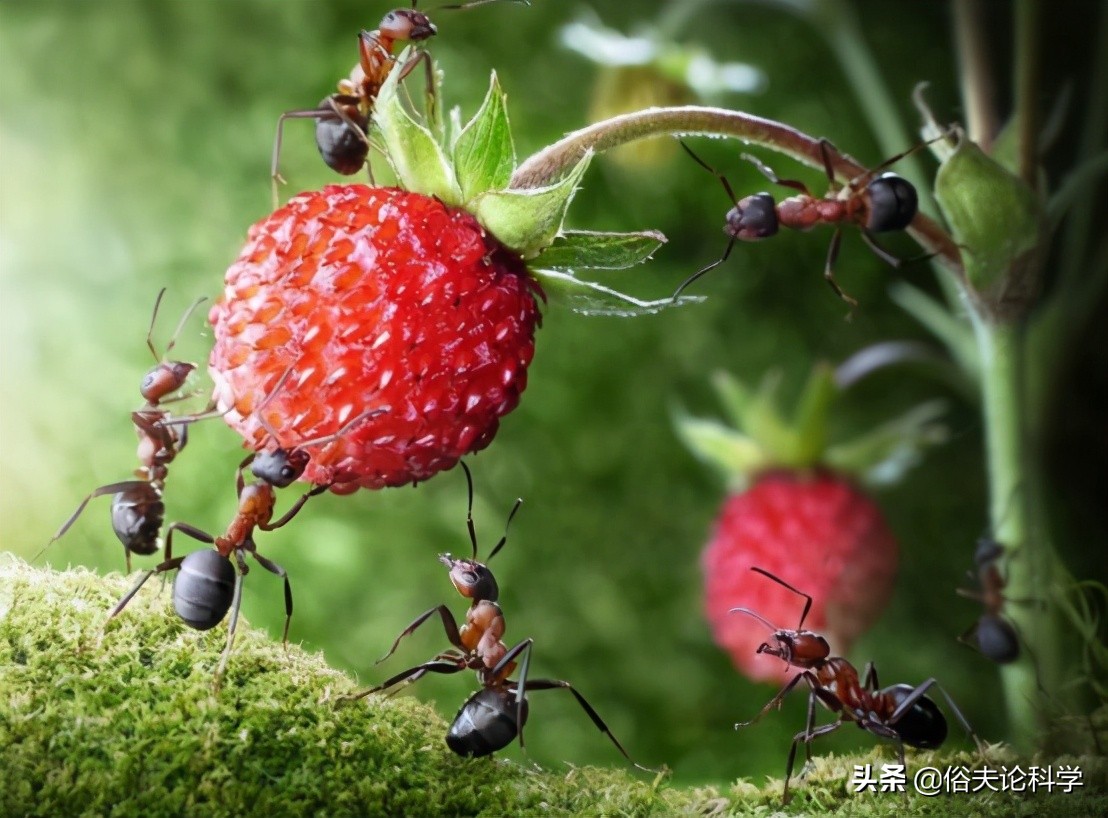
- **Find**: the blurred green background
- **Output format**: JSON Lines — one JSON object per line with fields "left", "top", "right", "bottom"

{"left": 1, "top": 0, "right": 1102, "bottom": 786}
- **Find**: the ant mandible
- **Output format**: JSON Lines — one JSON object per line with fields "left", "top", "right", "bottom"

{"left": 957, "top": 536, "right": 1022, "bottom": 663}
{"left": 270, "top": 0, "right": 529, "bottom": 203}
{"left": 41, "top": 288, "right": 206, "bottom": 573}
{"left": 732, "top": 567, "right": 983, "bottom": 804}
{"left": 104, "top": 375, "right": 384, "bottom": 687}
{"left": 674, "top": 138, "right": 933, "bottom": 309}
{"left": 343, "top": 461, "right": 650, "bottom": 769}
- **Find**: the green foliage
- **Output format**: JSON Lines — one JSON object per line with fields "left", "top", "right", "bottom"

{"left": 5, "top": 561, "right": 1104, "bottom": 817}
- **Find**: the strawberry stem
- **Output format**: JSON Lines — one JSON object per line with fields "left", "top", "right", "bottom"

{"left": 509, "top": 105, "right": 964, "bottom": 278}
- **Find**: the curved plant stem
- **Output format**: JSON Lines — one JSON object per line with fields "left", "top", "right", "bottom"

{"left": 509, "top": 106, "right": 964, "bottom": 280}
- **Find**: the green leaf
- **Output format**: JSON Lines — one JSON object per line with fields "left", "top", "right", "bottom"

{"left": 671, "top": 408, "right": 765, "bottom": 490}
{"left": 453, "top": 72, "right": 515, "bottom": 203}
{"left": 472, "top": 152, "right": 592, "bottom": 257}
{"left": 373, "top": 47, "right": 462, "bottom": 205}
{"left": 532, "top": 230, "right": 667, "bottom": 271}
{"left": 530, "top": 268, "right": 703, "bottom": 316}
{"left": 825, "top": 399, "right": 949, "bottom": 487}
{"left": 934, "top": 132, "right": 1043, "bottom": 294}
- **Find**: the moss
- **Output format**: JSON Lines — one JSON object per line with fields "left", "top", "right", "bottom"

{"left": 1, "top": 558, "right": 1104, "bottom": 817}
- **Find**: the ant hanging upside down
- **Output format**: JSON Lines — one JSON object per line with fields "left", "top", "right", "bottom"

{"left": 42, "top": 288, "right": 207, "bottom": 573}
{"left": 271, "top": 0, "right": 530, "bottom": 203}
{"left": 675, "top": 137, "right": 939, "bottom": 310}
{"left": 732, "top": 567, "right": 984, "bottom": 803}
{"left": 343, "top": 461, "right": 652, "bottom": 769}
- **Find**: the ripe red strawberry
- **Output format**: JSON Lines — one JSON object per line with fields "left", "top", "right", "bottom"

{"left": 677, "top": 366, "right": 945, "bottom": 682}
{"left": 701, "top": 469, "right": 898, "bottom": 682}
{"left": 208, "top": 184, "right": 544, "bottom": 491}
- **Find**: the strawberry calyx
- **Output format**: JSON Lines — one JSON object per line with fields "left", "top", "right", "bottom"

{"left": 371, "top": 50, "right": 691, "bottom": 317}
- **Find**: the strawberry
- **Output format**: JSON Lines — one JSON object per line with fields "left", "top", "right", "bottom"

{"left": 676, "top": 365, "right": 946, "bottom": 682}
{"left": 208, "top": 185, "right": 544, "bottom": 491}
{"left": 701, "top": 469, "right": 898, "bottom": 681}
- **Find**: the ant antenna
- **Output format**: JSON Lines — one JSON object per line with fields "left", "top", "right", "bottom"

{"left": 728, "top": 606, "right": 780, "bottom": 633}
{"left": 672, "top": 140, "right": 739, "bottom": 300}
{"left": 433, "top": 0, "right": 530, "bottom": 10}
{"left": 147, "top": 288, "right": 207, "bottom": 363}
{"left": 750, "top": 567, "right": 814, "bottom": 630}
{"left": 458, "top": 460, "right": 521, "bottom": 563}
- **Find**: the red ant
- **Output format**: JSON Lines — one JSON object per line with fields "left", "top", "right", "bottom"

{"left": 957, "top": 536, "right": 1022, "bottom": 663}
{"left": 271, "top": 0, "right": 529, "bottom": 202}
{"left": 732, "top": 567, "right": 983, "bottom": 804}
{"left": 343, "top": 461, "right": 650, "bottom": 769}
{"left": 41, "top": 289, "right": 206, "bottom": 573}
{"left": 104, "top": 374, "right": 384, "bottom": 687}
{"left": 674, "top": 138, "right": 934, "bottom": 309}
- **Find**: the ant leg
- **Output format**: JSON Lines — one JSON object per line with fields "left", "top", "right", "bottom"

{"left": 822, "top": 229, "right": 860, "bottom": 312}
{"left": 889, "top": 678, "right": 984, "bottom": 751}
{"left": 817, "top": 139, "right": 839, "bottom": 188}
{"left": 397, "top": 49, "right": 435, "bottom": 124}
{"left": 252, "top": 551, "right": 292, "bottom": 647}
{"left": 679, "top": 140, "right": 740, "bottom": 206}
{"left": 270, "top": 97, "right": 367, "bottom": 206}
{"left": 262, "top": 483, "right": 330, "bottom": 530}
{"left": 41, "top": 480, "right": 153, "bottom": 557}
{"left": 671, "top": 238, "right": 736, "bottom": 301}
{"left": 740, "top": 152, "right": 811, "bottom": 195}
{"left": 519, "top": 676, "right": 656, "bottom": 771}
{"left": 159, "top": 295, "right": 208, "bottom": 363}
{"left": 341, "top": 656, "right": 467, "bottom": 702}
{"left": 373, "top": 604, "right": 464, "bottom": 665}
{"left": 736, "top": 670, "right": 815, "bottom": 728}
{"left": 213, "top": 552, "right": 247, "bottom": 691}
{"left": 859, "top": 230, "right": 933, "bottom": 269}
{"left": 783, "top": 719, "right": 843, "bottom": 804}
{"left": 103, "top": 521, "right": 206, "bottom": 624}
{"left": 862, "top": 661, "right": 880, "bottom": 691}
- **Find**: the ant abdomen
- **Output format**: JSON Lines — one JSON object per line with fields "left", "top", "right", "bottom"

{"left": 975, "top": 613, "right": 1021, "bottom": 663}
{"left": 865, "top": 174, "right": 918, "bottom": 233}
{"left": 882, "top": 683, "right": 948, "bottom": 749}
{"left": 173, "top": 550, "right": 236, "bottom": 631}
{"left": 110, "top": 487, "right": 165, "bottom": 557}
{"left": 446, "top": 687, "right": 529, "bottom": 757}
{"left": 314, "top": 99, "right": 370, "bottom": 175}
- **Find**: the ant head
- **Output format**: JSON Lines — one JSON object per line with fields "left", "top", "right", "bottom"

{"left": 727, "top": 194, "right": 779, "bottom": 240}
{"left": 380, "top": 8, "right": 438, "bottom": 42}
{"left": 865, "top": 173, "right": 918, "bottom": 232}
{"left": 251, "top": 448, "right": 311, "bottom": 488}
{"left": 439, "top": 553, "right": 499, "bottom": 602}
{"left": 754, "top": 628, "right": 831, "bottom": 667}
{"left": 140, "top": 361, "right": 196, "bottom": 404}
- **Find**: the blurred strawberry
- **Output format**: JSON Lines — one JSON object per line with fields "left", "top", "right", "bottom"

{"left": 676, "top": 364, "right": 947, "bottom": 681}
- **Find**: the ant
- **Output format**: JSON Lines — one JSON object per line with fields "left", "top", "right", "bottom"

{"left": 41, "top": 288, "right": 206, "bottom": 573}
{"left": 957, "top": 536, "right": 1022, "bottom": 663}
{"left": 732, "top": 567, "right": 983, "bottom": 804}
{"left": 271, "top": 0, "right": 529, "bottom": 203}
{"left": 343, "top": 461, "right": 649, "bottom": 769}
{"left": 104, "top": 377, "right": 385, "bottom": 687}
{"left": 674, "top": 138, "right": 934, "bottom": 309}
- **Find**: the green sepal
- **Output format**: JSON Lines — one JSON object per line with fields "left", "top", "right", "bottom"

{"left": 473, "top": 152, "right": 592, "bottom": 257}
{"left": 373, "top": 47, "right": 462, "bottom": 205}
{"left": 453, "top": 71, "right": 515, "bottom": 204}
{"left": 671, "top": 408, "right": 766, "bottom": 491}
{"left": 934, "top": 132, "right": 1043, "bottom": 298}
{"left": 791, "top": 363, "right": 837, "bottom": 465}
{"left": 825, "top": 400, "right": 949, "bottom": 487}
{"left": 530, "top": 268, "right": 703, "bottom": 316}
{"left": 532, "top": 230, "right": 667, "bottom": 271}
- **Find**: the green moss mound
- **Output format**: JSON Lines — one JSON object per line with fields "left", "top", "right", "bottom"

{"left": 1, "top": 559, "right": 1104, "bottom": 816}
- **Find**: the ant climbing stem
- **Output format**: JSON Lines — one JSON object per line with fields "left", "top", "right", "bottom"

{"left": 674, "top": 135, "right": 943, "bottom": 313}
{"left": 731, "top": 567, "right": 984, "bottom": 804}
{"left": 342, "top": 461, "right": 653, "bottom": 770}
{"left": 41, "top": 288, "right": 208, "bottom": 573}
{"left": 270, "top": 0, "right": 530, "bottom": 207}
